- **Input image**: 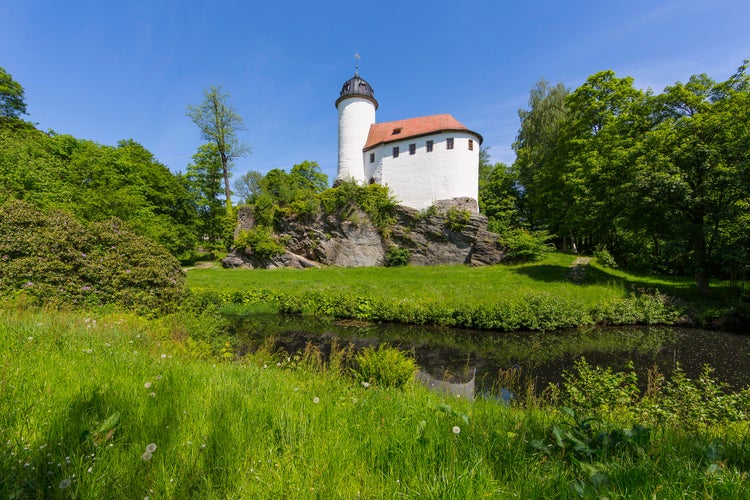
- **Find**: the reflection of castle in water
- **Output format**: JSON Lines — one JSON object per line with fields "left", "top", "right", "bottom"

{"left": 416, "top": 368, "right": 476, "bottom": 401}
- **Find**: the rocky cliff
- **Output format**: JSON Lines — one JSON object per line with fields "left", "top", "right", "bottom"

{"left": 223, "top": 200, "right": 507, "bottom": 269}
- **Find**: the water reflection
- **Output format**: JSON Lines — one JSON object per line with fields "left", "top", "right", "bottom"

{"left": 230, "top": 314, "right": 750, "bottom": 397}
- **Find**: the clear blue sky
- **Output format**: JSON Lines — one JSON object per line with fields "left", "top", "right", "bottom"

{"left": 2, "top": 1, "right": 748, "bottom": 183}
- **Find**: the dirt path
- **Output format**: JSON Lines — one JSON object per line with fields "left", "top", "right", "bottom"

{"left": 567, "top": 256, "right": 591, "bottom": 283}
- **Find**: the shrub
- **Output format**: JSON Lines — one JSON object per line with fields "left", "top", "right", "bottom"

{"left": 0, "top": 199, "right": 185, "bottom": 312}
{"left": 445, "top": 207, "right": 471, "bottom": 232}
{"left": 497, "top": 228, "right": 554, "bottom": 263}
{"left": 354, "top": 344, "right": 417, "bottom": 389}
{"left": 318, "top": 181, "right": 398, "bottom": 232}
{"left": 234, "top": 226, "right": 285, "bottom": 259}
{"left": 594, "top": 245, "right": 618, "bottom": 269}
{"left": 385, "top": 246, "right": 411, "bottom": 267}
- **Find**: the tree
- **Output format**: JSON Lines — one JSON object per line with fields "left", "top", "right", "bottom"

{"left": 183, "top": 143, "right": 226, "bottom": 244}
{"left": 187, "top": 86, "right": 250, "bottom": 210}
{"left": 512, "top": 80, "right": 571, "bottom": 242}
{"left": 0, "top": 66, "right": 27, "bottom": 119}
{"left": 633, "top": 64, "right": 750, "bottom": 294}
{"left": 233, "top": 170, "right": 263, "bottom": 205}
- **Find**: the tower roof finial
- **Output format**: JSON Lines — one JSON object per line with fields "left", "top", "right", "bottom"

{"left": 354, "top": 51, "right": 361, "bottom": 76}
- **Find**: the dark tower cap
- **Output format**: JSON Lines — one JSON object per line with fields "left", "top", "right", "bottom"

{"left": 335, "top": 74, "right": 379, "bottom": 109}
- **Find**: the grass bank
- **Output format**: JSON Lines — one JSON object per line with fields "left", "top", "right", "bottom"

{"left": 2, "top": 308, "right": 748, "bottom": 498}
{"left": 186, "top": 253, "right": 708, "bottom": 330}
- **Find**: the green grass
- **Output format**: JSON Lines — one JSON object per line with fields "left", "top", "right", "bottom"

{"left": 2, "top": 307, "right": 748, "bottom": 498}
{"left": 185, "top": 253, "right": 703, "bottom": 329}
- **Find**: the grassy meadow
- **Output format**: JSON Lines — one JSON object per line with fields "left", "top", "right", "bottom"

{"left": 2, "top": 307, "right": 749, "bottom": 498}
{"left": 186, "top": 253, "right": 705, "bottom": 330}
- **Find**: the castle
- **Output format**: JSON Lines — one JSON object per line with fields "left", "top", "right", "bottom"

{"left": 335, "top": 72, "right": 483, "bottom": 212}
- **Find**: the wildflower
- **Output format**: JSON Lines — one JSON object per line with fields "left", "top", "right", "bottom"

{"left": 27, "top": 336, "right": 33, "bottom": 342}
{"left": 361, "top": 381, "right": 370, "bottom": 388}
{"left": 313, "top": 397, "right": 320, "bottom": 404}
{"left": 149, "top": 392, "right": 156, "bottom": 397}
{"left": 155, "top": 375, "right": 162, "bottom": 380}
{"left": 145, "top": 443, "right": 157, "bottom": 453}
{"left": 452, "top": 426, "right": 461, "bottom": 434}
{"left": 144, "top": 382, "right": 152, "bottom": 389}
{"left": 263, "top": 364, "right": 268, "bottom": 369}
{"left": 87, "top": 467, "right": 93, "bottom": 473}
{"left": 23, "top": 281, "right": 33, "bottom": 288}
{"left": 141, "top": 451, "right": 152, "bottom": 461}
{"left": 160, "top": 354, "right": 167, "bottom": 359}
{"left": 59, "top": 478, "right": 71, "bottom": 489}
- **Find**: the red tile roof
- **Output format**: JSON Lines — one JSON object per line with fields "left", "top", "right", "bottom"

{"left": 363, "top": 114, "right": 482, "bottom": 151}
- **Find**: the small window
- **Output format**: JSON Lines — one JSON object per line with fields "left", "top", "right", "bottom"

{"left": 393, "top": 146, "right": 399, "bottom": 158}
{"left": 409, "top": 143, "right": 416, "bottom": 155}
{"left": 446, "top": 138, "right": 454, "bottom": 150}
{"left": 426, "top": 140, "right": 433, "bottom": 152}
{"left": 392, "top": 127, "right": 402, "bottom": 135}
{"left": 369, "top": 153, "right": 375, "bottom": 163}
{"left": 468, "top": 139, "right": 474, "bottom": 151}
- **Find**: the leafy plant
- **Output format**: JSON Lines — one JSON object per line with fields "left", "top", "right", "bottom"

{"left": 496, "top": 227, "right": 554, "bottom": 263}
{"left": 353, "top": 344, "right": 417, "bottom": 389}
{"left": 234, "top": 226, "right": 285, "bottom": 259}
{"left": 385, "top": 246, "right": 411, "bottom": 267}
{"left": 445, "top": 207, "right": 471, "bottom": 232}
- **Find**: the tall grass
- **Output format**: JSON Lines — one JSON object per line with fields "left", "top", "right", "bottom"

{"left": 2, "top": 308, "right": 747, "bottom": 498}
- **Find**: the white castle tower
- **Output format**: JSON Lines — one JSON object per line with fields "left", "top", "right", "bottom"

{"left": 335, "top": 69, "right": 482, "bottom": 211}
{"left": 335, "top": 71, "right": 378, "bottom": 184}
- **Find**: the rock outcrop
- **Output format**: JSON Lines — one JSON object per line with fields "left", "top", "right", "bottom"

{"left": 223, "top": 202, "right": 506, "bottom": 269}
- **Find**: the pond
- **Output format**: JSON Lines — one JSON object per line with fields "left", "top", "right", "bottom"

{"left": 229, "top": 314, "right": 750, "bottom": 399}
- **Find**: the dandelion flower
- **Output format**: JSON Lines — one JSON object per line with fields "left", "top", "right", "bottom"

{"left": 145, "top": 443, "right": 157, "bottom": 453}
{"left": 313, "top": 397, "right": 320, "bottom": 404}
{"left": 59, "top": 478, "right": 71, "bottom": 489}
{"left": 452, "top": 426, "right": 461, "bottom": 434}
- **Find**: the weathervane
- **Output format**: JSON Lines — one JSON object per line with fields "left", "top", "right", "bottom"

{"left": 354, "top": 51, "right": 361, "bottom": 76}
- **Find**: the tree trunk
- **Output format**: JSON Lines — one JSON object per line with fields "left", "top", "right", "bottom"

{"left": 221, "top": 151, "right": 232, "bottom": 210}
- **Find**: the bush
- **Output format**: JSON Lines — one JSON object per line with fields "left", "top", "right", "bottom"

{"left": 318, "top": 181, "right": 398, "bottom": 232}
{"left": 353, "top": 344, "right": 417, "bottom": 389}
{"left": 385, "top": 246, "right": 411, "bottom": 267}
{"left": 0, "top": 199, "right": 185, "bottom": 312}
{"left": 445, "top": 207, "right": 471, "bottom": 232}
{"left": 594, "top": 245, "right": 618, "bottom": 269}
{"left": 234, "top": 226, "right": 285, "bottom": 259}
{"left": 497, "top": 228, "right": 554, "bottom": 263}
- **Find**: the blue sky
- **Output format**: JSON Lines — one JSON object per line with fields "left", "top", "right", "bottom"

{"left": 2, "top": 1, "right": 748, "bottom": 184}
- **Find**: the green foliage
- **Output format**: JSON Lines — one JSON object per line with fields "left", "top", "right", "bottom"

{"left": 0, "top": 199, "right": 185, "bottom": 312}
{"left": 234, "top": 226, "right": 285, "bottom": 259}
{"left": 445, "top": 206, "right": 471, "bottom": 232}
{"left": 593, "top": 245, "right": 618, "bottom": 269}
{"left": 496, "top": 227, "right": 554, "bottom": 263}
{"left": 385, "top": 246, "right": 411, "bottom": 267}
{"left": 318, "top": 180, "right": 398, "bottom": 232}
{"left": 354, "top": 344, "right": 417, "bottom": 389}
{"left": 0, "top": 125, "right": 198, "bottom": 256}
{"left": 553, "top": 359, "right": 750, "bottom": 426}
{"left": 0, "top": 66, "right": 27, "bottom": 118}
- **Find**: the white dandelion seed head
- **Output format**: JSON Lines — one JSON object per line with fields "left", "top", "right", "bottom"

{"left": 361, "top": 381, "right": 370, "bottom": 388}
{"left": 160, "top": 354, "right": 167, "bottom": 359}
{"left": 313, "top": 397, "right": 320, "bottom": 404}
{"left": 59, "top": 478, "right": 71, "bottom": 489}
{"left": 141, "top": 451, "right": 152, "bottom": 461}
{"left": 144, "top": 382, "right": 152, "bottom": 389}
{"left": 145, "top": 443, "right": 157, "bottom": 453}
{"left": 452, "top": 426, "right": 461, "bottom": 434}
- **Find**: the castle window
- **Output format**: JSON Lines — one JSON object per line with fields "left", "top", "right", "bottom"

{"left": 369, "top": 153, "right": 375, "bottom": 163}
{"left": 393, "top": 146, "right": 399, "bottom": 158}
{"left": 446, "top": 138, "right": 454, "bottom": 150}
{"left": 468, "top": 139, "right": 474, "bottom": 151}
{"left": 392, "top": 127, "right": 402, "bottom": 135}
{"left": 409, "top": 143, "right": 416, "bottom": 155}
{"left": 426, "top": 140, "right": 433, "bottom": 152}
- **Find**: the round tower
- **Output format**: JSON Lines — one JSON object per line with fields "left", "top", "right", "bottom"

{"left": 335, "top": 73, "right": 378, "bottom": 183}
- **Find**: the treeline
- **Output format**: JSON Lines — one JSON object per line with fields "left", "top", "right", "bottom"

{"left": 3, "top": 62, "right": 749, "bottom": 297}
{"left": 480, "top": 61, "right": 750, "bottom": 294}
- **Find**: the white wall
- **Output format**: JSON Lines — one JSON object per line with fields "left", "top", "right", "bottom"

{"left": 336, "top": 97, "right": 375, "bottom": 183}
{"left": 364, "top": 132, "right": 479, "bottom": 210}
